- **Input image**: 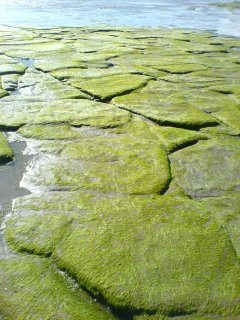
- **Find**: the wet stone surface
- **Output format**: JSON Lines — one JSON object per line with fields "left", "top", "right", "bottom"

{"left": 0, "top": 25, "right": 240, "bottom": 320}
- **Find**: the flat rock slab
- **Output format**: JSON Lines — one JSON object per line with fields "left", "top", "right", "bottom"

{"left": 112, "top": 91, "right": 218, "bottom": 129}
{"left": 0, "top": 99, "right": 131, "bottom": 128}
{"left": 0, "top": 25, "right": 240, "bottom": 320}
{"left": 19, "top": 122, "right": 171, "bottom": 195}
{"left": 170, "top": 136, "right": 240, "bottom": 198}
{"left": 6, "top": 192, "right": 240, "bottom": 316}
{"left": 70, "top": 73, "right": 151, "bottom": 101}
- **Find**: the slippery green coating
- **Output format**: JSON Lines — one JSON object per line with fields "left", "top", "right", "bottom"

{"left": 0, "top": 256, "right": 116, "bottom": 320}
{"left": 0, "top": 99, "right": 132, "bottom": 128}
{"left": 70, "top": 73, "right": 151, "bottom": 101}
{"left": 0, "top": 132, "right": 13, "bottom": 163}
{"left": 0, "top": 24, "right": 240, "bottom": 320}
{"left": 19, "top": 121, "right": 171, "bottom": 195}
{"left": 6, "top": 193, "right": 240, "bottom": 317}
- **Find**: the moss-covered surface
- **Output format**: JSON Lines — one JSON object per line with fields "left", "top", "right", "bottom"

{"left": 70, "top": 73, "right": 151, "bottom": 101}
{"left": 0, "top": 256, "right": 116, "bottom": 320}
{"left": 0, "top": 99, "right": 131, "bottom": 128}
{"left": 112, "top": 91, "right": 218, "bottom": 129}
{"left": 19, "top": 122, "right": 171, "bottom": 195}
{"left": 0, "top": 132, "right": 13, "bottom": 163}
{"left": 0, "top": 25, "right": 240, "bottom": 319}
{"left": 5, "top": 193, "right": 240, "bottom": 318}
{"left": 170, "top": 136, "right": 240, "bottom": 198}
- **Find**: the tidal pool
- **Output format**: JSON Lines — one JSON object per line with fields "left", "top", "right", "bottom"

{"left": 0, "top": 0, "right": 239, "bottom": 36}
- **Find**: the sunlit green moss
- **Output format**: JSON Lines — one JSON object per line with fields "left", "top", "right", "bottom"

{"left": 6, "top": 193, "right": 240, "bottom": 317}
{"left": 0, "top": 256, "right": 116, "bottom": 320}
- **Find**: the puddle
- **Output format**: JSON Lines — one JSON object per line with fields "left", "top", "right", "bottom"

{"left": 0, "top": 134, "right": 32, "bottom": 257}
{"left": 17, "top": 58, "right": 35, "bottom": 69}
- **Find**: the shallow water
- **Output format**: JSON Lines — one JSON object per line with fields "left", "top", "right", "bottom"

{"left": 0, "top": 0, "right": 239, "bottom": 37}
{"left": 0, "top": 137, "right": 32, "bottom": 256}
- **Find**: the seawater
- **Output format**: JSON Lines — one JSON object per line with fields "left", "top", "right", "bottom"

{"left": 0, "top": 0, "right": 239, "bottom": 37}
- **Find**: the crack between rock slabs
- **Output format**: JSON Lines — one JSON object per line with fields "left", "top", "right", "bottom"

{"left": 159, "top": 167, "right": 173, "bottom": 196}
{"left": 112, "top": 104, "right": 219, "bottom": 131}
{"left": 201, "top": 109, "right": 240, "bottom": 135}
{"left": 74, "top": 77, "right": 153, "bottom": 103}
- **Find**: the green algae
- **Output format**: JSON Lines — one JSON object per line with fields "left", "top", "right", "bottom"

{"left": 70, "top": 73, "right": 151, "bottom": 101}
{"left": 4, "top": 41, "right": 73, "bottom": 59}
{"left": 0, "top": 256, "right": 116, "bottom": 320}
{"left": 0, "top": 132, "right": 13, "bottom": 163}
{"left": 170, "top": 136, "right": 240, "bottom": 198}
{"left": 17, "top": 124, "right": 86, "bottom": 140}
{"left": 0, "top": 63, "right": 27, "bottom": 76}
{"left": 112, "top": 91, "right": 218, "bottom": 129}
{"left": 0, "top": 99, "right": 131, "bottom": 128}
{"left": 113, "top": 116, "right": 208, "bottom": 154}
{"left": 21, "top": 132, "right": 170, "bottom": 195}
{"left": 5, "top": 193, "right": 240, "bottom": 317}
{"left": 199, "top": 195, "right": 240, "bottom": 258}
{"left": 0, "top": 88, "right": 8, "bottom": 98}
{"left": 0, "top": 25, "right": 240, "bottom": 320}
{"left": 51, "top": 66, "right": 140, "bottom": 81}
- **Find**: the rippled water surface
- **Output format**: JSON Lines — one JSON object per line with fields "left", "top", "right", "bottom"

{"left": 0, "top": 0, "right": 239, "bottom": 36}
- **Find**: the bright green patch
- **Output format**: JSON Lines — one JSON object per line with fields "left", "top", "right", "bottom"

{"left": 0, "top": 256, "right": 116, "bottom": 320}
{"left": 6, "top": 193, "right": 240, "bottom": 317}
{"left": 70, "top": 73, "right": 151, "bottom": 101}
{"left": 21, "top": 131, "right": 170, "bottom": 195}
{"left": 112, "top": 91, "right": 218, "bottom": 129}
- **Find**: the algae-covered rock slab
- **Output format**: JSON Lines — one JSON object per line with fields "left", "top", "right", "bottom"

{"left": 70, "top": 73, "right": 151, "bottom": 101}
{"left": 0, "top": 63, "right": 27, "bottom": 75}
{"left": 112, "top": 91, "right": 218, "bottom": 128}
{"left": 170, "top": 136, "right": 240, "bottom": 198}
{"left": 6, "top": 193, "right": 240, "bottom": 317}
{"left": 0, "top": 132, "right": 13, "bottom": 163}
{"left": 0, "top": 99, "right": 131, "bottom": 128}
{"left": 15, "top": 70, "right": 88, "bottom": 100}
{"left": 20, "top": 124, "right": 170, "bottom": 195}
{"left": 0, "top": 256, "right": 116, "bottom": 320}
{"left": 0, "top": 25, "right": 240, "bottom": 320}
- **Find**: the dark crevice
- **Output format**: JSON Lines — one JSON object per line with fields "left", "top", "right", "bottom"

{"left": 186, "top": 50, "right": 228, "bottom": 54}
{"left": 159, "top": 155, "right": 173, "bottom": 196}
{"left": 41, "top": 262, "right": 156, "bottom": 320}
{"left": 0, "top": 125, "right": 21, "bottom": 132}
{"left": 155, "top": 68, "right": 194, "bottom": 75}
{"left": 0, "top": 156, "right": 13, "bottom": 165}
{"left": 201, "top": 109, "right": 239, "bottom": 134}
{"left": 168, "top": 139, "right": 203, "bottom": 154}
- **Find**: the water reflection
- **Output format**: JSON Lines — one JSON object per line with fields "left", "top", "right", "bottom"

{"left": 0, "top": 0, "right": 239, "bottom": 36}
